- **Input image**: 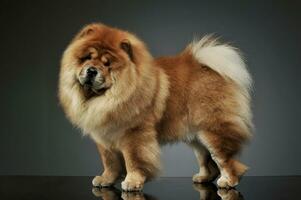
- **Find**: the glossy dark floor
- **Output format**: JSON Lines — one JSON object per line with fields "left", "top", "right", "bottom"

{"left": 0, "top": 176, "right": 300, "bottom": 200}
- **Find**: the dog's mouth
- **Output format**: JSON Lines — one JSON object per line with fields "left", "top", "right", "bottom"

{"left": 80, "top": 79, "right": 109, "bottom": 97}
{"left": 84, "top": 83, "right": 109, "bottom": 95}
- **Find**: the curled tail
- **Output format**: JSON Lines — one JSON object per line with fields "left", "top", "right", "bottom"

{"left": 188, "top": 35, "right": 253, "bottom": 137}
{"left": 190, "top": 35, "right": 252, "bottom": 91}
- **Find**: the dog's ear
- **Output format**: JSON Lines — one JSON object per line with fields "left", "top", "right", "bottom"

{"left": 75, "top": 23, "right": 102, "bottom": 39}
{"left": 120, "top": 39, "right": 134, "bottom": 62}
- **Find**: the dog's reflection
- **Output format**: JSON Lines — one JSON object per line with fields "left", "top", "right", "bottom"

{"left": 92, "top": 184, "right": 244, "bottom": 200}
{"left": 193, "top": 183, "right": 244, "bottom": 200}
{"left": 92, "top": 187, "right": 156, "bottom": 200}
{"left": 92, "top": 187, "right": 121, "bottom": 200}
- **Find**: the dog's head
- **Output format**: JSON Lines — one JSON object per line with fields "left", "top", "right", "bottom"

{"left": 61, "top": 23, "right": 151, "bottom": 98}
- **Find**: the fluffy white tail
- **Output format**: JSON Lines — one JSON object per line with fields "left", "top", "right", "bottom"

{"left": 190, "top": 35, "right": 253, "bottom": 134}
{"left": 190, "top": 35, "right": 252, "bottom": 91}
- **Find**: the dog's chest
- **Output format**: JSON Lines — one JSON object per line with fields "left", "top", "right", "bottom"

{"left": 69, "top": 97, "right": 129, "bottom": 146}
{"left": 89, "top": 128, "right": 125, "bottom": 148}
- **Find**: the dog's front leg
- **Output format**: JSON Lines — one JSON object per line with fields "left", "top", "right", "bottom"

{"left": 119, "top": 125, "right": 160, "bottom": 191}
{"left": 92, "top": 143, "right": 122, "bottom": 187}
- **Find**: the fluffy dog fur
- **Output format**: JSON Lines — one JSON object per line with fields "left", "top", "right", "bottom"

{"left": 59, "top": 23, "right": 252, "bottom": 191}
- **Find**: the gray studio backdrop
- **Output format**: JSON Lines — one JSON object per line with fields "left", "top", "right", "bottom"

{"left": 1, "top": 0, "right": 300, "bottom": 176}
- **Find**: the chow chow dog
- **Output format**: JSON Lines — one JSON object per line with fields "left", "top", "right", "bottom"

{"left": 59, "top": 23, "right": 252, "bottom": 191}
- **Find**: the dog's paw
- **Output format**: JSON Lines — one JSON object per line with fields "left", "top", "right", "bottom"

{"left": 92, "top": 175, "right": 115, "bottom": 187}
{"left": 193, "top": 170, "right": 218, "bottom": 183}
{"left": 217, "top": 176, "right": 238, "bottom": 189}
{"left": 193, "top": 164, "right": 219, "bottom": 184}
{"left": 121, "top": 180, "right": 144, "bottom": 192}
{"left": 193, "top": 173, "right": 212, "bottom": 183}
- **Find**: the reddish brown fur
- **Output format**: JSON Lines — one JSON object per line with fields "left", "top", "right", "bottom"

{"left": 59, "top": 23, "right": 251, "bottom": 191}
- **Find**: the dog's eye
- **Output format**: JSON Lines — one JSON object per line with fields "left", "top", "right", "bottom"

{"left": 103, "top": 59, "right": 111, "bottom": 67}
{"left": 80, "top": 54, "right": 92, "bottom": 62}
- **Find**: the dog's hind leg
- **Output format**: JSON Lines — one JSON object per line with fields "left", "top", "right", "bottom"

{"left": 198, "top": 122, "right": 249, "bottom": 188}
{"left": 188, "top": 140, "right": 219, "bottom": 183}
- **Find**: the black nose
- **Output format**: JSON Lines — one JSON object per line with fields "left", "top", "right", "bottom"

{"left": 86, "top": 67, "right": 98, "bottom": 77}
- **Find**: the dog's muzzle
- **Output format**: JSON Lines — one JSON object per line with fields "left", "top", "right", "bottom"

{"left": 84, "top": 66, "right": 98, "bottom": 85}
{"left": 78, "top": 66, "right": 105, "bottom": 92}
